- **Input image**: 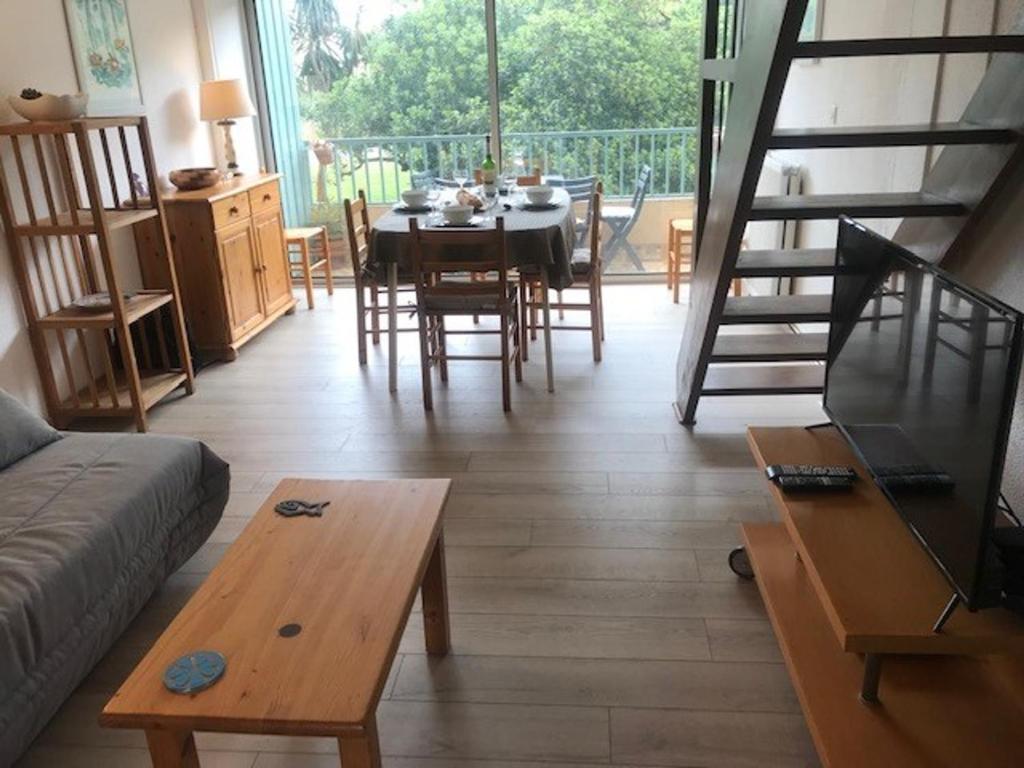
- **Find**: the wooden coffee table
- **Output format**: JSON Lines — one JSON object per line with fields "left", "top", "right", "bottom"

{"left": 101, "top": 478, "right": 452, "bottom": 767}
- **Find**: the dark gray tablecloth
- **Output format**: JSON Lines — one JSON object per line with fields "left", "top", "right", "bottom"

{"left": 368, "top": 188, "right": 577, "bottom": 290}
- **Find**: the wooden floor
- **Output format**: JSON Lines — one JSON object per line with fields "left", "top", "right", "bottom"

{"left": 18, "top": 284, "right": 826, "bottom": 768}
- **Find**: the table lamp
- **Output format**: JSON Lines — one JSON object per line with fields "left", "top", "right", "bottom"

{"left": 200, "top": 78, "right": 255, "bottom": 177}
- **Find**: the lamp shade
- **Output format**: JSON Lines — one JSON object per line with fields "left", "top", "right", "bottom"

{"left": 200, "top": 79, "right": 255, "bottom": 122}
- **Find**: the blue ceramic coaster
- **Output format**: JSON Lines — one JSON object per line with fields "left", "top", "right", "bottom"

{"left": 163, "top": 651, "right": 226, "bottom": 694}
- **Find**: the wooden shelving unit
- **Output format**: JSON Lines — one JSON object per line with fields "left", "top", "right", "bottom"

{"left": 0, "top": 117, "right": 194, "bottom": 431}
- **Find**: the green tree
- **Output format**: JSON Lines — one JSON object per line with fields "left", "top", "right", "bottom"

{"left": 292, "top": 0, "right": 366, "bottom": 92}
{"left": 303, "top": 0, "right": 702, "bottom": 137}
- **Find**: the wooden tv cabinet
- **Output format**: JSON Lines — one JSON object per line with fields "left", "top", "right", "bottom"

{"left": 742, "top": 426, "right": 1024, "bottom": 768}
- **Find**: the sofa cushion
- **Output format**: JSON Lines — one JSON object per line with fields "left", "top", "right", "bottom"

{"left": 0, "top": 390, "right": 61, "bottom": 470}
{"left": 0, "top": 431, "right": 229, "bottom": 763}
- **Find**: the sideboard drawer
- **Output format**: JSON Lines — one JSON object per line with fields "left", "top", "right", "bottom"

{"left": 249, "top": 180, "right": 280, "bottom": 215}
{"left": 212, "top": 191, "right": 251, "bottom": 230}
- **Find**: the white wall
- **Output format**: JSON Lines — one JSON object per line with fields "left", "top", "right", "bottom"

{"left": 0, "top": 0, "right": 214, "bottom": 412}
{"left": 771, "top": 0, "right": 1003, "bottom": 261}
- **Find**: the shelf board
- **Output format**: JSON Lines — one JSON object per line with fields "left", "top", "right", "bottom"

{"left": 37, "top": 290, "right": 174, "bottom": 330}
{"left": 743, "top": 522, "right": 1024, "bottom": 768}
{"left": 61, "top": 370, "right": 187, "bottom": 414}
{"left": 14, "top": 207, "right": 158, "bottom": 236}
{"left": 746, "top": 426, "right": 1024, "bottom": 655}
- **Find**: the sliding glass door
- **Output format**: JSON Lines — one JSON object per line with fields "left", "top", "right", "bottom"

{"left": 255, "top": 0, "right": 704, "bottom": 276}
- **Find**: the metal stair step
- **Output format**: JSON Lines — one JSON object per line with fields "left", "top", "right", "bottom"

{"left": 734, "top": 249, "right": 836, "bottom": 277}
{"left": 702, "top": 364, "right": 826, "bottom": 396}
{"left": 750, "top": 192, "right": 967, "bottom": 221}
{"left": 794, "top": 35, "right": 1024, "bottom": 59}
{"left": 721, "top": 295, "right": 833, "bottom": 324}
{"left": 768, "top": 122, "right": 1019, "bottom": 150}
{"left": 711, "top": 332, "right": 829, "bottom": 363}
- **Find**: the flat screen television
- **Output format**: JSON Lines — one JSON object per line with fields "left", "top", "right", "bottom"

{"left": 825, "top": 217, "right": 1024, "bottom": 610}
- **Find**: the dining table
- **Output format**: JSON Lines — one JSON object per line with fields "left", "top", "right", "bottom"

{"left": 368, "top": 187, "right": 578, "bottom": 394}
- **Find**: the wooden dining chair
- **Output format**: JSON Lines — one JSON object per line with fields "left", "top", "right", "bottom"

{"left": 666, "top": 217, "right": 693, "bottom": 304}
{"left": 473, "top": 168, "right": 542, "bottom": 186}
{"left": 344, "top": 190, "right": 418, "bottom": 365}
{"left": 409, "top": 217, "right": 522, "bottom": 412}
{"left": 521, "top": 183, "right": 604, "bottom": 362}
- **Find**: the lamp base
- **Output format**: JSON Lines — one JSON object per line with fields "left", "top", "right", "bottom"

{"left": 218, "top": 120, "right": 242, "bottom": 178}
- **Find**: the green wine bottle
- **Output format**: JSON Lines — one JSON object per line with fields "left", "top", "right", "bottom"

{"left": 482, "top": 134, "right": 497, "bottom": 197}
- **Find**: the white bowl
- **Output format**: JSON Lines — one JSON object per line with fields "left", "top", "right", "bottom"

{"left": 524, "top": 185, "right": 554, "bottom": 206}
{"left": 443, "top": 204, "right": 475, "bottom": 225}
{"left": 401, "top": 189, "right": 428, "bottom": 208}
{"left": 8, "top": 93, "right": 88, "bottom": 122}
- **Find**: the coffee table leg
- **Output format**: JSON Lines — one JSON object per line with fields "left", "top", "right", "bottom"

{"left": 421, "top": 531, "right": 451, "bottom": 655}
{"left": 145, "top": 729, "right": 200, "bottom": 768}
{"left": 338, "top": 716, "right": 382, "bottom": 768}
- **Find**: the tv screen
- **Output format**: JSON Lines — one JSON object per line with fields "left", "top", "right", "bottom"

{"left": 825, "top": 218, "right": 1024, "bottom": 610}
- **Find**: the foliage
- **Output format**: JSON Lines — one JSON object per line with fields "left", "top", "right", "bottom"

{"left": 291, "top": 0, "right": 367, "bottom": 92}
{"left": 301, "top": 0, "right": 702, "bottom": 138}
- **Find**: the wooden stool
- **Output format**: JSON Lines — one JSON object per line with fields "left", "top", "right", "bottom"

{"left": 286, "top": 226, "right": 335, "bottom": 309}
{"left": 666, "top": 218, "right": 693, "bottom": 304}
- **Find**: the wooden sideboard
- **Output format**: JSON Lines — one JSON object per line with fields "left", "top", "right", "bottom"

{"left": 149, "top": 173, "right": 296, "bottom": 361}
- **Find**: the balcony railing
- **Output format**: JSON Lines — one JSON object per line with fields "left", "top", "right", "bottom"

{"left": 309, "top": 128, "right": 697, "bottom": 209}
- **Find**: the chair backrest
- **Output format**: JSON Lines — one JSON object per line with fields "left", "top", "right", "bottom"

{"left": 344, "top": 190, "right": 371, "bottom": 284}
{"left": 516, "top": 172, "right": 542, "bottom": 186}
{"left": 631, "top": 164, "right": 653, "bottom": 210}
{"left": 550, "top": 175, "right": 599, "bottom": 246}
{"left": 411, "top": 169, "right": 437, "bottom": 189}
{"left": 590, "top": 182, "right": 604, "bottom": 263}
{"left": 409, "top": 217, "right": 510, "bottom": 309}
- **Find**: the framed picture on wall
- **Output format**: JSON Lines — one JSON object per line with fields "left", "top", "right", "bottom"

{"left": 64, "top": 0, "right": 143, "bottom": 115}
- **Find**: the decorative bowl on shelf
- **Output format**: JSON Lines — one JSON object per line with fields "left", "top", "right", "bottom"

{"left": 8, "top": 91, "right": 88, "bottom": 122}
{"left": 168, "top": 167, "right": 222, "bottom": 191}
{"left": 72, "top": 292, "right": 136, "bottom": 313}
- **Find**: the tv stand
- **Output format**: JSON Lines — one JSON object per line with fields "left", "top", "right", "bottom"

{"left": 742, "top": 426, "right": 1024, "bottom": 767}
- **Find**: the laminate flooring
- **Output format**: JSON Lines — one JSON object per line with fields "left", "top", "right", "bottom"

{"left": 18, "top": 284, "right": 824, "bottom": 768}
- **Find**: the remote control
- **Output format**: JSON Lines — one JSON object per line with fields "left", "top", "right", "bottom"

{"left": 775, "top": 475, "right": 856, "bottom": 490}
{"left": 765, "top": 464, "right": 857, "bottom": 480}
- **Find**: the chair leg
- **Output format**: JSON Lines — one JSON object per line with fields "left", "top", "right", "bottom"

{"left": 438, "top": 316, "right": 449, "bottom": 384}
{"left": 557, "top": 289, "right": 564, "bottom": 320}
{"left": 530, "top": 284, "right": 539, "bottom": 341}
{"left": 370, "top": 284, "right": 381, "bottom": 344}
{"left": 416, "top": 309, "right": 433, "bottom": 411}
{"left": 519, "top": 279, "right": 530, "bottom": 362}
{"left": 597, "top": 266, "right": 606, "bottom": 341}
{"left": 355, "top": 282, "right": 368, "bottom": 365}
{"left": 321, "top": 228, "right": 334, "bottom": 295}
{"left": 500, "top": 313, "right": 511, "bottom": 412}
{"left": 590, "top": 273, "right": 602, "bottom": 363}
{"left": 300, "top": 240, "right": 315, "bottom": 309}
{"left": 673, "top": 243, "right": 683, "bottom": 304}
{"left": 666, "top": 222, "right": 674, "bottom": 289}
{"left": 622, "top": 239, "right": 645, "bottom": 272}
{"left": 512, "top": 308, "right": 523, "bottom": 383}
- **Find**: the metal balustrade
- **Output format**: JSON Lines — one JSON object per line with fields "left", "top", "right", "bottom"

{"left": 309, "top": 127, "right": 697, "bottom": 207}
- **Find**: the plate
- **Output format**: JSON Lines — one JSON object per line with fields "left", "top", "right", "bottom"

{"left": 522, "top": 202, "right": 560, "bottom": 211}
{"left": 72, "top": 292, "right": 135, "bottom": 313}
{"left": 435, "top": 216, "right": 485, "bottom": 228}
{"left": 393, "top": 204, "right": 432, "bottom": 214}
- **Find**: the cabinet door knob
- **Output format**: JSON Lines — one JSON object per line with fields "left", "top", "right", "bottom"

{"left": 263, "top": 193, "right": 272, "bottom": 202}
{"left": 229, "top": 206, "right": 239, "bottom": 215}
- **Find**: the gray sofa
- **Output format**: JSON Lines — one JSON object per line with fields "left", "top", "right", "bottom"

{"left": 0, "top": 392, "right": 229, "bottom": 766}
